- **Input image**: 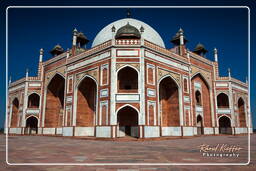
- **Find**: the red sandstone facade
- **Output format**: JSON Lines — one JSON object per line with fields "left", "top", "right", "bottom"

{"left": 7, "top": 18, "right": 252, "bottom": 138}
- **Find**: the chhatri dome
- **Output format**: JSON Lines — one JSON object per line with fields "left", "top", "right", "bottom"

{"left": 92, "top": 18, "right": 166, "bottom": 48}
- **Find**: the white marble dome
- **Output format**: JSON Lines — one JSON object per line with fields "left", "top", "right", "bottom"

{"left": 92, "top": 18, "right": 165, "bottom": 48}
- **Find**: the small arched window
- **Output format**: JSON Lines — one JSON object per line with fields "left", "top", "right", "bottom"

{"left": 27, "top": 93, "right": 40, "bottom": 108}
{"left": 195, "top": 90, "right": 202, "bottom": 106}
{"left": 217, "top": 93, "right": 229, "bottom": 108}
{"left": 118, "top": 66, "right": 138, "bottom": 93}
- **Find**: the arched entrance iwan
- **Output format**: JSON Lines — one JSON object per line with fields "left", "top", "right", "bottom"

{"left": 117, "top": 105, "right": 139, "bottom": 138}
{"left": 45, "top": 73, "right": 65, "bottom": 128}
{"left": 76, "top": 76, "right": 97, "bottom": 127}
{"left": 238, "top": 98, "right": 246, "bottom": 127}
{"left": 196, "top": 115, "right": 204, "bottom": 135}
{"left": 219, "top": 116, "right": 232, "bottom": 134}
{"left": 191, "top": 73, "right": 212, "bottom": 127}
{"left": 25, "top": 116, "right": 38, "bottom": 134}
{"left": 10, "top": 98, "right": 19, "bottom": 128}
{"left": 159, "top": 76, "right": 180, "bottom": 127}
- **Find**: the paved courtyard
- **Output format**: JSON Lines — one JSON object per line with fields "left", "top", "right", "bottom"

{"left": 1, "top": 134, "right": 255, "bottom": 170}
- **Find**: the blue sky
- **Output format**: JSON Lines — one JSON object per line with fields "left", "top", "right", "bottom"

{"left": 0, "top": 5, "right": 255, "bottom": 129}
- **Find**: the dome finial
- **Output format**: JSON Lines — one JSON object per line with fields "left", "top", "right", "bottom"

{"left": 39, "top": 48, "right": 44, "bottom": 62}
{"left": 111, "top": 25, "right": 116, "bottom": 32}
{"left": 126, "top": 8, "right": 132, "bottom": 18}
{"left": 214, "top": 47, "right": 218, "bottom": 62}
{"left": 140, "top": 25, "right": 144, "bottom": 33}
{"left": 26, "top": 68, "right": 29, "bottom": 78}
{"left": 178, "top": 28, "right": 184, "bottom": 34}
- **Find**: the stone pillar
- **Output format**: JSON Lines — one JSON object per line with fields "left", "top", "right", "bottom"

{"left": 110, "top": 48, "right": 117, "bottom": 126}
{"left": 139, "top": 46, "right": 146, "bottom": 126}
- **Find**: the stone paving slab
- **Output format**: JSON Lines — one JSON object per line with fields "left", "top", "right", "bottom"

{"left": 0, "top": 134, "right": 255, "bottom": 170}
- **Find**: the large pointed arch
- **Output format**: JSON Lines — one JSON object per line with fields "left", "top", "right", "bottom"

{"left": 25, "top": 116, "right": 38, "bottom": 134}
{"left": 238, "top": 97, "right": 246, "bottom": 127}
{"left": 117, "top": 105, "right": 139, "bottom": 138}
{"left": 10, "top": 98, "right": 19, "bottom": 128}
{"left": 158, "top": 75, "right": 180, "bottom": 126}
{"left": 191, "top": 72, "right": 211, "bottom": 89}
{"left": 191, "top": 73, "right": 212, "bottom": 127}
{"left": 196, "top": 115, "right": 204, "bottom": 135}
{"left": 76, "top": 75, "right": 97, "bottom": 127}
{"left": 219, "top": 115, "right": 232, "bottom": 134}
{"left": 44, "top": 73, "right": 65, "bottom": 128}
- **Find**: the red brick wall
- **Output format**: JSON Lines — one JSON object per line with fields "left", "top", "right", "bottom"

{"left": 185, "top": 110, "right": 189, "bottom": 126}
{"left": 148, "top": 68, "right": 154, "bottom": 84}
{"left": 67, "top": 110, "right": 71, "bottom": 126}
{"left": 44, "top": 58, "right": 66, "bottom": 71}
{"left": 159, "top": 77, "right": 180, "bottom": 126}
{"left": 184, "top": 78, "right": 188, "bottom": 92}
{"left": 68, "top": 78, "right": 73, "bottom": 93}
{"left": 45, "top": 90, "right": 62, "bottom": 127}
{"left": 149, "top": 104, "right": 154, "bottom": 125}
{"left": 102, "top": 68, "right": 108, "bottom": 85}
{"left": 101, "top": 105, "right": 107, "bottom": 125}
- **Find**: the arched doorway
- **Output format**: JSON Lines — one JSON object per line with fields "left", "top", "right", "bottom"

{"left": 238, "top": 98, "right": 246, "bottom": 127}
{"left": 45, "top": 74, "right": 65, "bottom": 127}
{"left": 25, "top": 116, "right": 38, "bottom": 134}
{"left": 217, "top": 93, "right": 229, "bottom": 108}
{"left": 159, "top": 76, "right": 179, "bottom": 126}
{"left": 117, "top": 106, "right": 139, "bottom": 138}
{"left": 196, "top": 115, "right": 204, "bottom": 135}
{"left": 219, "top": 116, "right": 232, "bottom": 134}
{"left": 191, "top": 74, "right": 212, "bottom": 127}
{"left": 10, "top": 98, "right": 19, "bottom": 128}
{"left": 27, "top": 93, "right": 40, "bottom": 108}
{"left": 76, "top": 77, "right": 97, "bottom": 127}
{"left": 117, "top": 66, "right": 138, "bottom": 93}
